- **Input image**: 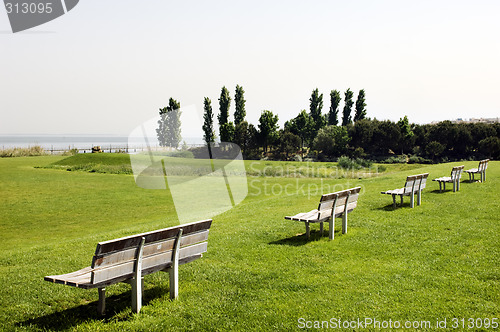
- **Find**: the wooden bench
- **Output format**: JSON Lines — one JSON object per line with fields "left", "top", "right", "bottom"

{"left": 432, "top": 165, "right": 464, "bottom": 192}
{"left": 381, "top": 173, "right": 429, "bottom": 208}
{"left": 465, "top": 159, "right": 489, "bottom": 182}
{"left": 44, "top": 219, "right": 212, "bottom": 315}
{"left": 285, "top": 187, "right": 361, "bottom": 240}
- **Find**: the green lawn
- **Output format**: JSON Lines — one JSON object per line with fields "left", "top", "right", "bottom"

{"left": 0, "top": 156, "right": 498, "bottom": 331}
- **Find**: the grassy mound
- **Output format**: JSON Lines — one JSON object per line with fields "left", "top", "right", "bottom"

{"left": 46, "top": 153, "right": 133, "bottom": 174}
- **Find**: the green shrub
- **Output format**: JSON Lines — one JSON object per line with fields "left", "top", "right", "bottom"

{"left": 166, "top": 150, "right": 194, "bottom": 159}
{"left": 337, "top": 156, "right": 373, "bottom": 170}
{"left": 0, "top": 146, "right": 46, "bottom": 157}
{"left": 408, "top": 155, "right": 433, "bottom": 164}
{"left": 380, "top": 155, "right": 407, "bottom": 164}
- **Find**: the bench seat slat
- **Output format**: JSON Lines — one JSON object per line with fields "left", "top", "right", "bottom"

{"left": 43, "top": 255, "right": 204, "bottom": 290}
{"left": 381, "top": 188, "right": 404, "bottom": 195}
{"left": 284, "top": 209, "right": 319, "bottom": 222}
{"left": 44, "top": 267, "right": 92, "bottom": 287}
{"left": 433, "top": 177, "right": 453, "bottom": 182}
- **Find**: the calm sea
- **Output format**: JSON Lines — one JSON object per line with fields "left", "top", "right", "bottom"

{"left": 0, "top": 135, "right": 203, "bottom": 153}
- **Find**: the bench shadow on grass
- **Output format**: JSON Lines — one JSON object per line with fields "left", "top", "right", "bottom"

{"left": 269, "top": 229, "right": 341, "bottom": 246}
{"left": 17, "top": 285, "right": 169, "bottom": 330}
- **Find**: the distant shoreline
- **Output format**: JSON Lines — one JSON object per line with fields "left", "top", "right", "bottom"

{"left": 0, "top": 135, "right": 204, "bottom": 152}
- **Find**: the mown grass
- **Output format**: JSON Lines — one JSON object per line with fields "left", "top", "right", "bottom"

{"left": 43, "top": 153, "right": 419, "bottom": 179}
{"left": 0, "top": 157, "right": 498, "bottom": 331}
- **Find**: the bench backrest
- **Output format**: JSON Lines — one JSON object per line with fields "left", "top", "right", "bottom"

{"left": 450, "top": 165, "right": 464, "bottom": 180}
{"left": 403, "top": 173, "right": 429, "bottom": 194}
{"left": 317, "top": 187, "right": 361, "bottom": 220}
{"left": 479, "top": 159, "right": 489, "bottom": 172}
{"left": 90, "top": 219, "right": 212, "bottom": 284}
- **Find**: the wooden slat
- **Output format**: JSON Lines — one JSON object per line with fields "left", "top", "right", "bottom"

{"left": 94, "top": 220, "right": 212, "bottom": 256}
{"left": 44, "top": 267, "right": 92, "bottom": 285}
{"left": 91, "top": 242, "right": 208, "bottom": 284}
{"left": 433, "top": 176, "right": 453, "bottom": 182}
{"left": 318, "top": 189, "right": 360, "bottom": 210}
{"left": 381, "top": 188, "right": 404, "bottom": 195}
{"left": 285, "top": 209, "right": 319, "bottom": 222}
{"left": 44, "top": 267, "right": 93, "bottom": 288}
{"left": 320, "top": 187, "right": 361, "bottom": 202}
{"left": 92, "top": 230, "right": 209, "bottom": 269}
{"left": 317, "top": 202, "right": 357, "bottom": 220}
{"left": 318, "top": 200, "right": 334, "bottom": 211}
{"left": 420, "top": 176, "right": 428, "bottom": 188}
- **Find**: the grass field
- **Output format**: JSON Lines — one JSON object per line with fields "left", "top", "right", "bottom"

{"left": 0, "top": 156, "right": 498, "bottom": 331}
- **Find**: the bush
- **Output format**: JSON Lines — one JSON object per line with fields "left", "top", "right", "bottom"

{"left": 380, "top": 155, "right": 407, "bottom": 164}
{"left": 166, "top": 150, "right": 194, "bottom": 159}
{"left": 408, "top": 155, "right": 433, "bottom": 164}
{"left": 337, "top": 156, "right": 372, "bottom": 170}
{"left": 479, "top": 136, "right": 500, "bottom": 159}
{"left": 0, "top": 146, "right": 46, "bottom": 157}
{"left": 355, "top": 157, "right": 373, "bottom": 168}
{"left": 62, "top": 148, "right": 79, "bottom": 156}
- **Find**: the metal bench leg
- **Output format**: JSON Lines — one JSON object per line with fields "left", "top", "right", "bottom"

{"left": 452, "top": 180, "right": 456, "bottom": 192}
{"left": 98, "top": 288, "right": 106, "bottom": 315}
{"left": 132, "top": 237, "right": 146, "bottom": 313}
{"left": 438, "top": 182, "right": 442, "bottom": 192}
{"left": 400, "top": 195, "right": 403, "bottom": 206}
{"left": 305, "top": 222, "right": 310, "bottom": 239}
{"left": 417, "top": 190, "right": 422, "bottom": 206}
{"left": 329, "top": 217, "right": 334, "bottom": 240}
{"left": 342, "top": 192, "right": 350, "bottom": 234}
{"left": 131, "top": 277, "right": 144, "bottom": 313}
{"left": 392, "top": 195, "right": 396, "bottom": 208}
{"left": 410, "top": 192, "right": 414, "bottom": 208}
{"left": 319, "top": 222, "right": 324, "bottom": 236}
{"left": 169, "top": 229, "right": 183, "bottom": 300}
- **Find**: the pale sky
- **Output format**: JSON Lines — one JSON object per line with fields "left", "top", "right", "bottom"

{"left": 1, "top": 0, "right": 499, "bottom": 136}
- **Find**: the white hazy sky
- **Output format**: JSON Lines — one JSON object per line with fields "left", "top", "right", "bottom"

{"left": 0, "top": 0, "right": 499, "bottom": 136}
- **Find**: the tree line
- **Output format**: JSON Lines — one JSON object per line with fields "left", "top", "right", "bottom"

{"left": 158, "top": 87, "right": 500, "bottom": 162}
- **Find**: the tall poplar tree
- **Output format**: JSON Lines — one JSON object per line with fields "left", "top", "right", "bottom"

{"left": 342, "top": 88, "right": 354, "bottom": 126}
{"left": 328, "top": 90, "right": 341, "bottom": 126}
{"left": 218, "top": 86, "right": 233, "bottom": 142}
{"left": 234, "top": 84, "right": 246, "bottom": 125}
{"left": 309, "top": 88, "right": 325, "bottom": 131}
{"left": 202, "top": 97, "right": 216, "bottom": 146}
{"left": 354, "top": 89, "right": 367, "bottom": 122}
